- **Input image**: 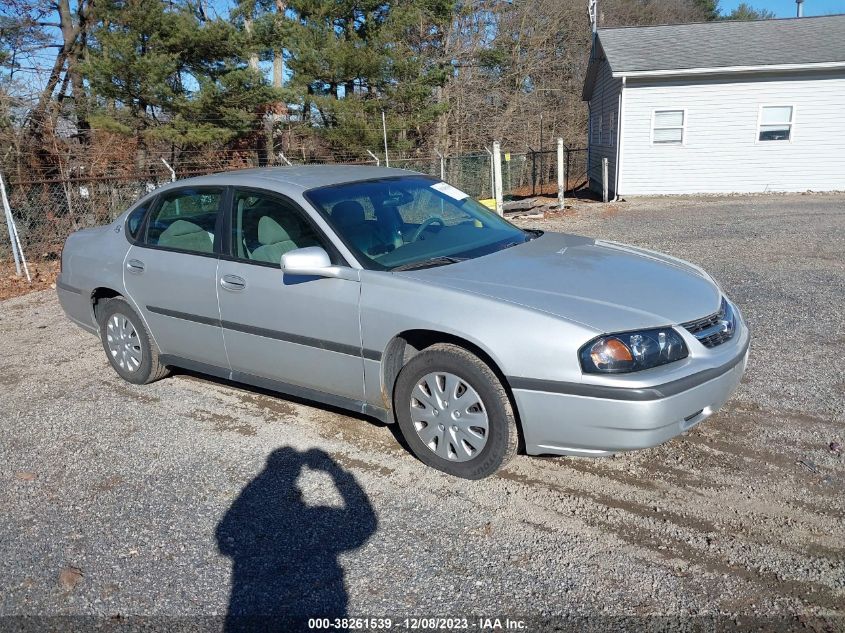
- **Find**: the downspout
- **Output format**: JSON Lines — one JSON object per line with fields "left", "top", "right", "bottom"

{"left": 614, "top": 76, "right": 626, "bottom": 200}
{"left": 587, "top": 101, "right": 592, "bottom": 191}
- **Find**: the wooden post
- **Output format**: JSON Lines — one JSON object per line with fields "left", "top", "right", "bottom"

{"left": 556, "top": 137, "right": 565, "bottom": 209}
{"left": 493, "top": 141, "right": 504, "bottom": 216}
{"left": 602, "top": 157, "right": 609, "bottom": 203}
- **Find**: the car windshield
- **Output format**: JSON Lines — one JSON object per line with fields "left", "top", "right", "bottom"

{"left": 305, "top": 175, "right": 532, "bottom": 271}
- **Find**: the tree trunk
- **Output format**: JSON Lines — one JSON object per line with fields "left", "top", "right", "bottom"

{"left": 244, "top": 16, "right": 260, "bottom": 71}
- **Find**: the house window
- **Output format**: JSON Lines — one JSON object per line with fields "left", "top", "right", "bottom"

{"left": 652, "top": 110, "right": 685, "bottom": 144}
{"left": 758, "top": 105, "right": 793, "bottom": 141}
{"left": 591, "top": 113, "right": 602, "bottom": 145}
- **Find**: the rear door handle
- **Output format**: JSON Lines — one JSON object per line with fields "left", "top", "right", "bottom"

{"left": 126, "top": 259, "right": 145, "bottom": 273}
{"left": 220, "top": 274, "right": 246, "bottom": 292}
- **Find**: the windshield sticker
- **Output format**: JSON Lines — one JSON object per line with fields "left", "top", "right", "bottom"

{"left": 431, "top": 181, "right": 469, "bottom": 200}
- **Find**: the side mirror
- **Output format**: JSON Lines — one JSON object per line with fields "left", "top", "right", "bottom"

{"left": 280, "top": 246, "right": 359, "bottom": 281}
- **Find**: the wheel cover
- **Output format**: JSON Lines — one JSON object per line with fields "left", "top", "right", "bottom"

{"left": 409, "top": 371, "right": 489, "bottom": 462}
{"left": 106, "top": 314, "right": 143, "bottom": 373}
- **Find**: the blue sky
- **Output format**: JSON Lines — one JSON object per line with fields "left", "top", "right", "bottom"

{"left": 720, "top": 0, "right": 844, "bottom": 17}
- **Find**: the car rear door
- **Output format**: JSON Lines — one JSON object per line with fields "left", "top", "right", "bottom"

{"left": 123, "top": 187, "right": 228, "bottom": 369}
{"left": 216, "top": 188, "right": 365, "bottom": 403}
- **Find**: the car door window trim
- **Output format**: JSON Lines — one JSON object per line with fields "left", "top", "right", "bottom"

{"left": 123, "top": 195, "right": 158, "bottom": 245}
{"left": 224, "top": 186, "right": 349, "bottom": 267}
{"left": 130, "top": 186, "right": 229, "bottom": 257}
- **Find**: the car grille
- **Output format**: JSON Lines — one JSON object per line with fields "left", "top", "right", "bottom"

{"left": 681, "top": 299, "right": 734, "bottom": 348}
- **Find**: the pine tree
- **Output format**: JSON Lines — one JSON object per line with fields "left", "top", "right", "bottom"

{"left": 84, "top": 0, "right": 280, "bottom": 170}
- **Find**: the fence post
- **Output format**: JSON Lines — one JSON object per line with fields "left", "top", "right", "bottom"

{"left": 381, "top": 110, "right": 390, "bottom": 167}
{"left": 366, "top": 150, "right": 380, "bottom": 166}
{"left": 602, "top": 157, "right": 609, "bottom": 203}
{"left": 0, "top": 171, "right": 21, "bottom": 275}
{"left": 484, "top": 147, "right": 494, "bottom": 200}
{"left": 435, "top": 150, "right": 445, "bottom": 180}
{"left": 0, "top": 171, "right": 30, "bottom": 281}
{"left": 528, "top": 146, "right": 536, "bottom": 197}
{"left": 492, "top": 141, "right": 504, "bottom": 216}
{"left": 277, "top": 151, "right": 293, "bottom": 166}
{"left": 160, "top": 157, "right": 176, "bottom": 182}
{"left": 556, "top": 138, "right": 565, "bottom": 209}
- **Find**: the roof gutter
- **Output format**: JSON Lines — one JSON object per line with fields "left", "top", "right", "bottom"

{"left": 613, "top": 60, "right": 845, "bottom": 79}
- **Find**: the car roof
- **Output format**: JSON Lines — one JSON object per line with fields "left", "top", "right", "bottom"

{"left": 154, "top": 165, "right": 423, "bottom": 196}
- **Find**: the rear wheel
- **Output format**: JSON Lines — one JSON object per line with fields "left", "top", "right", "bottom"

{"left": 394, "top": 343, "right": 518, "bottom": 479}
{"left": 97, "top": 297, "right": 168, "bottom": 385}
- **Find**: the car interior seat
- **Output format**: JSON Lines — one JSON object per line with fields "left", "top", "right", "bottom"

{"left": 331, "top": 200, "right": 385, "bottom": 255}
{"left": 157, "top": 219, "right": 214, "bottom": 253}
{"left": 250, "top": 216, "right": 301, "bottom": 264}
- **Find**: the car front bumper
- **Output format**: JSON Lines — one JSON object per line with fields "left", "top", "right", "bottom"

{"left": 512, "top": 335, "right": 750, "bottom": 457}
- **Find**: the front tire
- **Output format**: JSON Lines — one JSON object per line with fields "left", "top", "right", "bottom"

{"left": 97, "top": 297, "right": 168, "bottom": 385}
{"left": 394, "top": 343, "right": 518, "bottom": 479}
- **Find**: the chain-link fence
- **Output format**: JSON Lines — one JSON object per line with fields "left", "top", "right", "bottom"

{"left": 1, "top": 174, "right": 170, "bottom": 261}
{"left": 0, "top": 147, "right": 587, "bottom": 262}
{"left": 391, "top": 153, "right": 493, "bottom": 200}
{"left": 497, "top": 148, "right": 588, "bottom": 199}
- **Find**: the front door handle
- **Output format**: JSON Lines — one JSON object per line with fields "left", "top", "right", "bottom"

{"left": 220, "top": 274, "right": 246, "bottom": 292}
{"left": 126, "top": 259, "right": 145, "bottom": 273}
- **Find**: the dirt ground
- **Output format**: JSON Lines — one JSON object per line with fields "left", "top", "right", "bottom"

{"left": 0, "top": 193, "right": 843, "bottom": 631}
{"left": 0, "top": 258, "right": 59, "bottom": 300}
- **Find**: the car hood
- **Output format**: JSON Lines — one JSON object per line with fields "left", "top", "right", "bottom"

{"left": 402, "top": 232, "right": 722, "bottom": 333}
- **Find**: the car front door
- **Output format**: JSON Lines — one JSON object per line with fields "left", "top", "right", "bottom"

{"left": 123, "top": 187, "right": 228, "bottom": 369}
{"left": 216, "top": 188, "right": 365, "bottom": 403}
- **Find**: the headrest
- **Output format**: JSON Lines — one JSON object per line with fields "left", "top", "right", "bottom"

{"left": 160, "top": 219, "right": 205, "bottom": 237}
{"left": 258, "top": 216, "right": 298, "bottom": 246}
{"left": 332, "top": 200, "right": 365, "bottom": 227}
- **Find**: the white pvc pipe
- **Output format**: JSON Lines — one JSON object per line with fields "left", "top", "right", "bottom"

{"left": 160, "top": 157, "right": 176, "bottom": 182}
{"left": 0, "top": 170, "right": 23, "bottom": 277}
{"left": 10, "top": 211, "right": 30, "bottom": 282}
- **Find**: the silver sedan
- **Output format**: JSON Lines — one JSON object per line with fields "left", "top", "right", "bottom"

{"left": 56, "top": 166, "right": 749, "bottom": 478}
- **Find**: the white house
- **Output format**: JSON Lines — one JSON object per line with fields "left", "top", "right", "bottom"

{"left": 582, "top": 15, "right": 845, "bottom": 196}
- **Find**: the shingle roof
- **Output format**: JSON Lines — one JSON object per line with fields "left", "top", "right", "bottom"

{"left": 598, "top": 14, "right": 845, "bottom": 74}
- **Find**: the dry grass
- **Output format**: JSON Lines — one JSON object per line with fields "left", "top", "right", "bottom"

{"left": 0, "top": 258, "right": 60, "bottom": 300}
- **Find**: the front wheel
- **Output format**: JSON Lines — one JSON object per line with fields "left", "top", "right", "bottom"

{"left": 97, "top": 297, "right": 168, "bottom": 385}
{"left": 394, "top": 343, "right": 518, "bottom": 479}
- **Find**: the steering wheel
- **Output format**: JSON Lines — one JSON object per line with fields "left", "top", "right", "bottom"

{"left": 409, "top": 217, "right": 445, "bottom": 243}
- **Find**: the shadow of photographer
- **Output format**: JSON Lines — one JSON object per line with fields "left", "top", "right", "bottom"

{"left": 216, "top": 447, "right": 378, "bottom": 632}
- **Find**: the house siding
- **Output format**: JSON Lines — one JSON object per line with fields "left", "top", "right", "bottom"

{"left": 588, "top": 57, "right": 622, "bottom": 196}
{"left": 619, "top": 70, "right": 845, "bottom": 194}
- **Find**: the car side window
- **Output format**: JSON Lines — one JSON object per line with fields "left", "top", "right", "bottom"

{"left": 146, "top": 188, "right": 222, "bottom": 254}
{"left": 230, "top": 189, "right": 327, "bottom": 265}
{"left": 126, "top": 201, "right": 151, "bottom": 241}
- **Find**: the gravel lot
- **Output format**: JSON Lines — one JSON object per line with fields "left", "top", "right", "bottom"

{"left": 1, "top": 193, "right": 843, "bottom": 631}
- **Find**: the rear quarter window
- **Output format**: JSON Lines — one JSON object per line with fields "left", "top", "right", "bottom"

{"left": 126, "top": 202, "right": 151, "bottom": 241}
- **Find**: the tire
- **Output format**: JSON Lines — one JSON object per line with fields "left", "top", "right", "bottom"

{"left": 394, "top": 343, "right": 518, "bottom": 479}
{"left": 97, "top": 297, "right": 169, "bottom": 385}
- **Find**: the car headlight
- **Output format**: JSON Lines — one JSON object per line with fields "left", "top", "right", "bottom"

{"left": 579, "top": 327, "right": 689, "bottom": 374}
